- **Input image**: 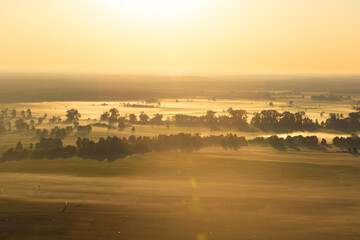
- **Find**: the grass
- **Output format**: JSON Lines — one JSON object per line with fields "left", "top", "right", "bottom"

{"left": 0, "top": 97, "right": 360, "bottom": 239}
{"left": 1, "top": 147, "right": 360, "bottom": 239}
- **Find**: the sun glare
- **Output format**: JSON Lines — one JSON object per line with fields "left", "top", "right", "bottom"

{"left": 105, "top": 0, "right": 202, "bottom": 21}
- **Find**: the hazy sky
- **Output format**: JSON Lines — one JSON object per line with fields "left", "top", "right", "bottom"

{"left": 0, "top": 0, "right": 359, "bottom": 75}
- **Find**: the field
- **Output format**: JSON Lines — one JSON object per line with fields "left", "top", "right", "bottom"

{"left": 2, "top": 0, "right": 360, "bottom": 237}
{"left": 1, "top": 97, "right": 358, "bottom": 121}
{"left": 1, "top": 97, "right": 360, "bottom": 239}
{"left": 0, "top": 97, "right": 358, "bottom": 152}
{"left": 1, "top": 147, "right": 360, "bottom": 239}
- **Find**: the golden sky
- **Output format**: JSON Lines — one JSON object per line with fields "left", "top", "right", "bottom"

{"left": 0, "top": 0, "right": 359, "bottom": 75}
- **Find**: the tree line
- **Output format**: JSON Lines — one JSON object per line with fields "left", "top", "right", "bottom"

{"left": 1, "top": 107, "right": 359, "bottom": 135}
{"left": 3, "top": 133, "right": 355, "bottom": 162}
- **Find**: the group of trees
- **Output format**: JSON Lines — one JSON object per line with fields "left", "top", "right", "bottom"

{"left": 0, "top": 108, "right": 33, "bottom": 120}
{"left": 333, "top": 136, "right": 360, "bottom": 148}
{"left": 174, "top": 109, "right": 360, "bottom": 133}
{"left": 13, "top": 123, "right": 75, "bottom": 139}
{"left": 122, "top": 103, "right": 157, "bottom": 108}
{"left": 100, "top": 109, "right": 166, "bottom": 127}
{"left": 35, "top": 126, "right": 73, "bottom": 139}
{"left": 2, "top": 133, "right": 334, "bottom": 162}
{"left": 249, "top": 135, "right": 321, "bottom": 151}
{"left": 174, "top": 109, "right": 318, "bottom": 132}
{"left": 2, "top": 137, "right": 75, "bottom": 161}
{"left": 77, "top": 125, "right": 92, "bottom": 135}
{"left": 174, "top": 109, "right": 248, "bottom": 130}
{"left": 2, "top": 106, "right": 360, "bottom": 138}
{"left": 15, "top": 119, "right": 30, "bottom": 132}
{"left": 325, "top": 112, "right": 360, "bottom": 132}
{"left": 251, "top": 110, "right": 319, "bottom": 132}
{"left": 1, "top": 133, "right": 247, "bottom": 161}
{"left": 332, "top": 136, "right": 359, "bottom": 154}
{"left": 48, "top": 116, "right": 62, "bottom": 123}
{"left": 100, "top": 108, "right": 121, "bottom": 123}
{"left": 50, "top": 126, "right": 72, "bottom": 139}
{"left": 311, "top": 94, "right": 341, "bottom": 101}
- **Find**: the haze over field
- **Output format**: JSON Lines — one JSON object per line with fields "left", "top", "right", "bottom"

{"left": 1, "top": 1, "right": 360, "bottom": 240}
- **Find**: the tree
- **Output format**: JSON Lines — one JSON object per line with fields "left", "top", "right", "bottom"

{"left": 131, "top": 127, "right": 136, "bottom": 134}
{"left": 354, "top": 148, "right": 358, "bottom": 154}
{"left": 1, "top": 108, "right": 9, "bottom": 117}
{"left": 206, "top": 110, "right": 216, "bottom": 119}
{"left": 118, "top": 121, "right": 125, "bottom": 130}
{"left": 15, "top": 119, "right": 29, "bottom": 131}
{"left": 109, "top": 108, "right": 120, "bottom": 123}
{"left": 66, "top": 126, "right": 73, "bottom": 133}
{"left": 11, "top": 109, "right": 16, "bottom": 118}
{"left": 77, "top": 125, "right": 92, "bottom": 134}
{"left": 139, "top": 113, "right": 149, "bottom": 124}
{"left": 151, "top": 114, "right": 163, "bottom": 125}
{"left": 66, "top": 109, "right": 81, "bottom": 122}
{"left": 42, "top": 129, "right": 49, "bottom": 136}
{"left": 129, "top": 114, "right": 137, "bottom": 123}
{"left": 349, "top": 112, "right": 360, "bottom": 121}
{"left": 100, "top": 112, "right": 110, "bottom": 121}
{"left": 16, "top": 141, "right": 23, "bottom": 150}
{"left": 26, "top": 109, "right": 32, "bottom": 118}
{"left": 0, "top": 126, "right": 6, "bottom": 133}
{"left": 35, "top": 129, "right": 42, "bottom": 137}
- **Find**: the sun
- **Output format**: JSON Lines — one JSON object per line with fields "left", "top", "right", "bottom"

{"left": 103, "top": 0, "right": 201, "bottom": 21}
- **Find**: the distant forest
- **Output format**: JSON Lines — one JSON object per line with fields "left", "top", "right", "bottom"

{"left": 0, "top": 74, "right": 359, "bottom": 103}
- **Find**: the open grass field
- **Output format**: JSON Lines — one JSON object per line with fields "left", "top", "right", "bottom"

{"left": 0, "top": 97, "right": 359, "bottom": 239}
{"left": 2, "top": 0, "right": 360, "bottom": 238}
{"left": 0, "top": 97, "right": 358, "bottom": 123}
{"left": 1, "top": 147, "right": 360, "bottom": 239}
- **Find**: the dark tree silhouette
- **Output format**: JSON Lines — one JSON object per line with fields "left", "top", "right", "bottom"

{"left": 66, "top": 109, "right": 81, "bottom": 122}
{"left": 129, "top": 114, "right": 137, "bottom": 123}
{"left": 108, "top": 108, "right": 120, "bottom": 123}
{"left": 139, "top": 113, "right": 149, "bottom": 124}
{"left": 11, "top": 109, "right": 16, "bottom": 118}
{"left": 16, "top": 142, "right": 23, "bottom": 150}
{"left": 26, "top": 109, "right": 32, "bottom": 118}
{"left": 15, "top": 119, "right": 29, "bottom": 132}
{"left": 118, "top": 121, "right": 125, "bottom": 130}
{"left": 150, "top": 114, "right": 163, "bottom": 125}
{"left": 100, "top": 112, "right": 110, "bottom": 121}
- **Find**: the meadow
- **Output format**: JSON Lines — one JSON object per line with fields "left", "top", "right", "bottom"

{"left": 2, "top": 0, "right": 360, "bottom": 237}
{"left": 1, "top": 97, "right": 357, "bottom": 122}
{"left": 0, "top": 97, "right": 357, "bottom": 150}
{"left": 1, "top": 97, "right": 360, "bottom": 239}
{"left": 1, "top": 148, "right": 360, "bottom": 239}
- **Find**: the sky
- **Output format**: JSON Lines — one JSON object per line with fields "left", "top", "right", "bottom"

{"left": 0, "top": 0, "right": 359, "bottom": 75}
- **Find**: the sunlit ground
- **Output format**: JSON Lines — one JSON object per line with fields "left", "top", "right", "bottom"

{"left": 1, "top": 148, "right": 360, "bottom": 239}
